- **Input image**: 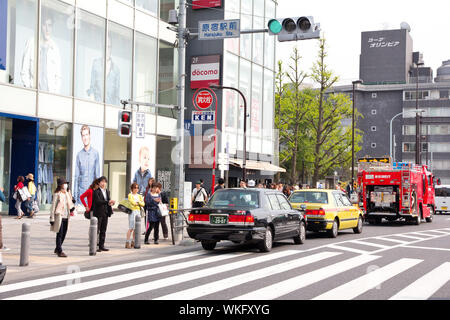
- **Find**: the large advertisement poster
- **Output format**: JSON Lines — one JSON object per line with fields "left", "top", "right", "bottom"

{"left": 131, "top": 135, "right": 156, "bottom": 195}
{"left": 72, "top": 124, "right": 104, "bottom": 204}
{"left": 0, "top": 0, "right": 7, "bottom": 71}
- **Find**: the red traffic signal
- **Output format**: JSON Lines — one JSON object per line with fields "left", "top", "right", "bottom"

{"left": 118, "top": 110, "right": 132, "bottom": 137}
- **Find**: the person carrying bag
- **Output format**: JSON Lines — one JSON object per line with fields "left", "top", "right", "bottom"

{"left": 125, "top": 183, "right": 145, "bottom": 249}
{"left": 191, "top": 181, "right": 208, "bottom": 208}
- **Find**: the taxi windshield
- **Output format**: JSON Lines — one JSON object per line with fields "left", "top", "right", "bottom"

{"left": 208, "top": 190, "right": 260, "bottom": 209}
{"left": 290, "top": 191, "right": 329, "bottom": 204}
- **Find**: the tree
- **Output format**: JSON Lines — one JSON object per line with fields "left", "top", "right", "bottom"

{"left": 307, "top": 38, "right": 363, "bottom": 185}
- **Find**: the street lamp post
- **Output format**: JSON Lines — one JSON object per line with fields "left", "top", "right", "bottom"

{"left": 210, "top": 85, "right": 248, "bottom": 182}
{"left": 352, "top": 80, "right": 363, "bottom": 189}
{"left": 390, "top": 109, "right": 426, "bottom": 162}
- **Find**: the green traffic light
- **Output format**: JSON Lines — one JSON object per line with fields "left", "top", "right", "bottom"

{"left": 268, "top": 19, "right": 282, "bottom": 34}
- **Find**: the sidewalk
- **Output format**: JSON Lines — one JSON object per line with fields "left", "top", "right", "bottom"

{"left": 0, "top": 210, "right": 194, "bottom": 280}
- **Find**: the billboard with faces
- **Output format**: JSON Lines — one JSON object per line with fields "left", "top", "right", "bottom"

{"left": 131, "top": 134, "right": 156, "bottom": 195}
{"left": 72, "top": 124, "right": 104, "bottom": 204}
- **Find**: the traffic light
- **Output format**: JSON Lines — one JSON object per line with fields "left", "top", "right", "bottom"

{"left": 118, "top": 110, "right": 132, "bottom": 137}
{"left": 267, "top": 16, "right": 321, "bottom": 42}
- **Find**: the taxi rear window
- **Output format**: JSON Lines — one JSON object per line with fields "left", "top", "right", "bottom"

{"left": 290, "top": 192, "right": 328, "bottom": 204}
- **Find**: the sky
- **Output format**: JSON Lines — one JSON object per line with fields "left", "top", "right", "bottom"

{"left": 276, "top": 0, "right": 450, "bottom": 86}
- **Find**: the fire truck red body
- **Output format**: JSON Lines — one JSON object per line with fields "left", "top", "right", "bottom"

{"left": 357, "top": 162, "right": 435, "bottom": 225}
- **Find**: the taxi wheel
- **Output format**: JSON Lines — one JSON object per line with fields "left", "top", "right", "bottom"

{"left": 201, "top": 240, "right": 217, "bottom": 251}
{"left": 293, "top": 221, "right": 306, "bottom": 244}
{"left": 353, "top": 216, "right": 363, "bottom": 234}
{"left": 259, "top": 227, "right": 273, "bottom": 252}
{"left": 327, "top": 219, "right": 339, "bottom": 238}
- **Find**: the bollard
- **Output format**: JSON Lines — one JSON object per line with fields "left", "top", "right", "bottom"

{"left": 134, "top": 214, "right": 141, "bottom": 249}
{"left": 89, "top": 217, "right": 98, "bottom": 256}
{"left": 20, "top": 223, "right": 31, "bottom": 267}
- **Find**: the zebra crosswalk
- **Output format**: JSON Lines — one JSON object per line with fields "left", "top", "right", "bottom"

{"left": 1, "top": 228, "right": 449, "bottom": 300}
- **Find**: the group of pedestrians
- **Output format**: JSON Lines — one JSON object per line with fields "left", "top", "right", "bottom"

{"left": 13, "top": 174, "right": 38, "bottom": 219}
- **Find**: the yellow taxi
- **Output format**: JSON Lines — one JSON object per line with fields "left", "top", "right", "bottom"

{"left": 289, "top": 189, "right": 363, "bottom": 238}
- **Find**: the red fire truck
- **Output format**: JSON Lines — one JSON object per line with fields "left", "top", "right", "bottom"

{"left": 357, "top": 159, "right": 435, "bottom": 225}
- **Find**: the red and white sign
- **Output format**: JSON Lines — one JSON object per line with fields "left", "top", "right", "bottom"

{"left": 194, "top": 89, "right": 214, "bottom": 110}
{"left": 191, "top": 55, "right": 220, "bottom": 89}
{"left": 192, "top": 0, "right": 221, "bottom": 10}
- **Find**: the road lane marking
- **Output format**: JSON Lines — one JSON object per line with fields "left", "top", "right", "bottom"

{"left": 4, "top": 252, "right": 249, "bottom": 300}
{"left": 0, "top": 251, "right": 205, "bottom": 294}
{"left": 231, "top": 254, "right": 381, "bottom": 300}
{"left": 78, "top": 250, "right": 307, "bottom": 300}
{"left": 374, "top": 237, "right": 409, "bottom": 244}
{"left": 403, "top": 245, "right": 450, "bottom": 252}
{"left": 390, "top": 234, "right": 427, "bottom": 241}
{"left": 422, "top": 230, "right": 450, "bottom": 236}
{"left": 313, "top": 258, "right": 422, "bottom": 300}
{"left": 408, "top": 232, "right": 439, "bottom": 238}
{"left": 327, "top": 244, "right": 370, "bottom": 255}
{"left": 155, "top": 251, "right": 342, "bottom": 300}
{"left": 350, "top": 240, "right": 390, "bottom": 249}
{"left": 390, "top": 262, "right": 450, "bottom": 300}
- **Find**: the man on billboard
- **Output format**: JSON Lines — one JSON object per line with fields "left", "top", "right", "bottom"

{"left": 74, "top": 125, "right": 101, "bottom": 204}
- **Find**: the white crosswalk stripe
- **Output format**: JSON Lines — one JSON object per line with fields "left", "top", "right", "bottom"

{"left": 326, "top": 244, "right": 371, "bottom": 255}
{"left": 232, "top": 254, "right": 381, "bottom": 300}
{"left": 313, "top": 258, "right": 423, "bottom": 300}
{"left": 349, "top": 240, "right": 390, "bottom": 249}
{"left": 79, "top": 250, "right": 306, "bottom": 300}
{"left": 389, "top": 262, "right": 450, "bottom": 300}
{"left": 4, "top": 252, "right": 249, "bottom": 300}
{"left": 155, "top": 251, "right": 342, "bottom": 300}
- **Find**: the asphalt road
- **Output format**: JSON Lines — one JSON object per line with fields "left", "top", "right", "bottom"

{"left": 1, "top": 214, "right": 449, "bottom": 300}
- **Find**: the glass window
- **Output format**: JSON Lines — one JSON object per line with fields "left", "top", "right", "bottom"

{"left": 224, "top": 53, "right": 239, "bottom": 130}
{"left": 239, "top": 58, "right": 251, "bottom": 151}
{"left": 251, "top": 65, "right": 263, "bottom": 152}
{"left": 209, "top": 189, "right": 260, "bottom": 209}
{"left": 106, "top": 22, "right": 132, "bottom": 106}
{"left": 2, "top": 0, "right": 38, "bottom": 88}
{"left": 159, "top": 0, "right": 177, "bottom": 21}
{"left": 340, "top": 194, "right": 352, "bottom": 206}
{"left": 435, "top": 187, "right": 450, "bottom": 197}
{"left": 136, "top": 0, "right": 158, "bottom": 15}
{"left": 276, "top": 194, "right": 291, "bottom": 210}
{"left": 134, "top": 32, "right": 157, "bottom": 106}
{"left": 158, "top": 41, "right": 178, "bottom": 117}
{"left": 333, "top": 193, "right": 345, "bottom": 207}
{"left": 240, "top": 0, "right": 252, "bottom": 60}
{"left": 263, "top": 69, "right": 274, "bottom": 147}
{"left": 156, "top": 135, "right": 176, "bottom": 195}
{"left": 267, "top": 194, "right": 281, "bottom": 210}
{"left": 39, "top": 0, "right": 74, "bottom": 96}
{"left": 290, "top": 191, "right": 329, "bottom": 204}
{"left": 75, "top": 9, "right": 106, "bottom": 102}
{"left": 224, "top": 0, "right": 239, "bottom": 55}
{"left": 38, "top": 120, "right": 72, "bottom": 210}
{"left": 252, "top": 18, "right": 264, "bottom": 65}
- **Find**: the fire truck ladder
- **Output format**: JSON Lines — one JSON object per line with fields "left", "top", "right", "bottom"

{"left": 401, "top": 170, "right": 411, "bottom": 214}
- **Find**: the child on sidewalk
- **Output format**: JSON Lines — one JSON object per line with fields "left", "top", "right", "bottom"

{"left": 126, "top": 183, "right": 145, "bottom": 249}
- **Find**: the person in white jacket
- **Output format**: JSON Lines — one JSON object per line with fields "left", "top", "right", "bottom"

{"left": 20, "top": 12, "right": 61, "bottom": 93}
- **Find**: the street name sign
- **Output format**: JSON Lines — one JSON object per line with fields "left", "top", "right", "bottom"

{"left": 198, "top": 19, "right": 240, "bottom": 40}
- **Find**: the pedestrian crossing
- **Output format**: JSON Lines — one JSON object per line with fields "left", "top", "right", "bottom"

{"left": 0, "top": 228, "right": 449, "bottom": 301}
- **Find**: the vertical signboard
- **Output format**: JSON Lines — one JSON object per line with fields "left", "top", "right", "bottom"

{"left": 192, "top": 0, "right": 222, "bottom": 10}
{"left": 0, "top": 0, "right": 7, "bottom": 71}
{"left": 135, "top": 112, "right": 146, "bottom": 138}
{"left": 190, "top": 55, "right": 220, "bottom": 89}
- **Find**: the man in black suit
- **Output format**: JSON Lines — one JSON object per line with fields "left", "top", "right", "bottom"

{"left": 91, "top": 176, "right": 115, "bottom": 252}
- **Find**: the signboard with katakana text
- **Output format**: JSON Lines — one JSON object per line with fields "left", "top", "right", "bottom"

{"left": 198, "top": 19, "right": 240, "bottom": 40}
{"left": 367, "top": 37, "right": 400, "bottom": 49}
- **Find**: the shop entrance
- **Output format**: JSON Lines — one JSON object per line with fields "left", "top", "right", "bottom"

{"left": 0, "top": 114, "right": 39, "bottom": 215}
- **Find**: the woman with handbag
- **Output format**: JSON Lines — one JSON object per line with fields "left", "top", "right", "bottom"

{"left": 50, "top": 178, "right": 75, "bottom": 258}
{"left": 144, "top": 182, "right": 162, "bottom": 245}
{"left": 13, "top": 176, "right": 27, "bottom": 219}
{"left": 126, "top": 183, "right": 145, "bottom": 249}
{"left": 80, "top": 178, "right": 100, "bottom": 218}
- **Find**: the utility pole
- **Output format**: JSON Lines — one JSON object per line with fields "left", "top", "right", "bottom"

{"left": 174, "top": 0, "right": 187, "bottom": 243}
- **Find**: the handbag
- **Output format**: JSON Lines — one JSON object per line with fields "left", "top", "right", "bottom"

{"left": 158, "top": 203, "right": 169, "bottom": 217}
{"left": 118, "top": 199, "right": 133, "bottom": 214}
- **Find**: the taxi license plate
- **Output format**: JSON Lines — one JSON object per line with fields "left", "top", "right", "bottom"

{"left": 210, "top": 215, "right": 228, "bottom": 225}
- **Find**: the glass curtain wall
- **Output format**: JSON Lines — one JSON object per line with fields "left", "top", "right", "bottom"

{"left": 251, "top": 65, "right": 262, "bottom": 154}
{"left": 240, "top": 0, "right": 252, "bottom": 60}
{"left": 158, "top": 41, "right": 178, "bottom": 117}
{"left": 134, "top": 32, "right": 158, "bottom": 109}
{"left": 75, "top": 9, "right": 106, "bottom": 103}
{"left": 239, "top": 58, "right": 251, "bottom": 152}
{"left": 107, "top": 22, "right": 133, "bottom": 106}
{"left": 136, "top": 0, "right": 158, "bottom": 16}
{"left": 223, "top": 53, "right": 239, "bottom": 154}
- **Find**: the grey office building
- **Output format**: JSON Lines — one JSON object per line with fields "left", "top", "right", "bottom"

{"left": 333, "top": 26, "right": 450, "bottom": 184}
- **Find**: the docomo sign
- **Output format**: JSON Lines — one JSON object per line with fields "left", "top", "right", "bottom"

{"left": 191, "top": 55, "right": 220, "bottom": 89}
{"left": 193, "top": 88, "right": 216, "bottom": 111}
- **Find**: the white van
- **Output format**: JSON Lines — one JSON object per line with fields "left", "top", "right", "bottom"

{"left": 435, "top": 185, "right": 450, "bottom": 214}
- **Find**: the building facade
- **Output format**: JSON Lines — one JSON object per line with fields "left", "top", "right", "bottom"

{"left": 183, "top": 0, "right": 282, "bottom": 190}
{"left": 0, "top": 0, "right": 179, "bottom": 214}
{"left": 334, "top": 26, "right": 450, "bottom": 184}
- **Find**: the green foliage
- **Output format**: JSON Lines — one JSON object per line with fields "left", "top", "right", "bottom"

{"left": 275, "top": 39, "right": 363, "bottom": 185}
